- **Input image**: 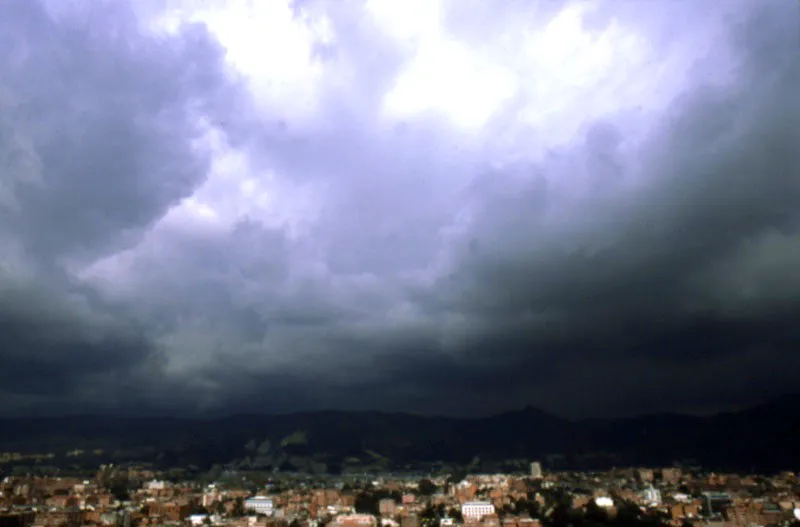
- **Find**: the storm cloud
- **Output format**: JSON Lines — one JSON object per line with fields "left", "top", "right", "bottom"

{"left": 1, "top": 0, "right": 798, "bottom": 418}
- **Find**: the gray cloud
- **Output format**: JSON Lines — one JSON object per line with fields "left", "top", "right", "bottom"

{"left": 1, "top": 0, "right": 798, "bottom": 418}
{"left": 2, "top": 1, "right": 236, "bottom": 262}
{"left": 0, "top": 0, "right": 241, "bottom": 414}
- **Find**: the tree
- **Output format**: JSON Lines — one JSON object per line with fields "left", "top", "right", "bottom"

{"left": 584, "top": 501, "right": 608, "bottom": 525}
{"left": 549, "top": 503, "right": 574, "bottom": 527}
{"left": 449, "top": 508, "right": 464, "bottom": 523}
{"left": 420, "top": 505, "right": 440, "bottom": 527}
{"left": 233, "top": 497, "right": 245, "bottom": 517}
{"left": 109, "top": 482, "right": 130, "bottom": 502}
{"left": 614, "top": 501, "right": 642, "bottom": 527}
{"left": 516, "top": 498, "right": 540, "bottom": 518}
{"left": 418, "top": 479, "right": 437, "bottom": 496}
{"left": 355, "top": 492, "right": 380, "bottom": 515}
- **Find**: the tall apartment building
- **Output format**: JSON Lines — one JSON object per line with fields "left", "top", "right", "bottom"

{"left": 244, "top": 497, "right": 274, "bottom": 516}
{"left": 462, "top": 502, "right": 495, "bottom": 520}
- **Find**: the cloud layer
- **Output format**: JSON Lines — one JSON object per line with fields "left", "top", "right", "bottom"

{"left": 1, "top": 0, "right": 798, "bottom": 418}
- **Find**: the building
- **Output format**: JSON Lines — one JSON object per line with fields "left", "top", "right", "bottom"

{"left": 145, "top": 480, "right": 167, "bottom": 491}
{"left": 148, "top": 502, "right": 191, "bottom": 522}
{"left": 640, "top": 485, "right": 661, "bottom": 506}
{"left": 660, "top": 468, "right": 681, "bottom": 485}
{"left": 99, "top": 510, "right": 131, "bottom": 527}
{"left": 202, "top": 489, "right": 222, "bottom": 508}
{"left": 530, "top": 463, "right": 542, "bottom": 479}
{"left": 594, "top": 497, "right": 614, "bottom": 509}
{"left": 335, "top": 514, "right": 377, "bottom": 527}
{"left": 670, "top": 503, "right": 700, "bottom": 522}
{"left": 34, "top": 509, "right": 85, "bottom": 527}
{"left": 379, "top": 499, "right": 397, "bottom": 517}
{"left": 462, "top": 502, "right": 495, "bottom": 520}
{"left": 188, "top": 515, "right": 209, "bottom": 526}
{"left": 245, "top": 497, "right": 275, "bottom": 516}
{"left": 701, "top": 492, "right": 733, "bottom": 519}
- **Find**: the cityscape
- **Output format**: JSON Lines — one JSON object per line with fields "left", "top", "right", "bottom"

{"left": 2, "top": 462, "right": 800, "bottom": 527}
{"left": 2, "top": 2, "right": 799, "bottom": 527}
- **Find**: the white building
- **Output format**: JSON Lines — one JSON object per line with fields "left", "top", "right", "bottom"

{"left": 530, "top": 462, "right": 542, "bottom": 479}
{"left": 641, "top": 485, "right": 662, "bottom": 506}
{"left": 594, "top": 497, "right": 614, "bottom": 509}
{"left": 673, "top": 493, "right": 690, "bottom": 503}
{"left": 335, "top": 514, "right": 378, "bottom": 527}
{"left": 245, "top": 497, "right": 274, "bottom": 516}
{"left": 461, "top": 502, "right": 495, "bottom": 520}
{"left": 145, "top": 480, "right": 167, "bottom": 491}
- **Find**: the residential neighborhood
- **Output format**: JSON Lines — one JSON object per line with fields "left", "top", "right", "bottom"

{"left": 2, "top": 465, "right": 799, "bottom": 527}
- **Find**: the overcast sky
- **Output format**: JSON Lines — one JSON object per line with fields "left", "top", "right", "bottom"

{"left": 1, "top": 0, "right": 798, "bottom": 419}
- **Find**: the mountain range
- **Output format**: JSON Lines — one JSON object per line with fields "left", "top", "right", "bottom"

{"left": 1, "top": 394, "right": 797, "bottom": 475}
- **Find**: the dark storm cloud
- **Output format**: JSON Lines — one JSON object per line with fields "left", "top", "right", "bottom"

{"left": 395, "top": 0, "right": 800, "bottom": 416}
{"left": 1, "top": 0, "right": 235, "bottom": 262}
{"left": 212, "top": 0, "right": 800, "bottom": 418}
{"left": 0, "top": 287, "right": 147, "bottom": 393}
{"left": 0, "top": 0, "right": 243, "bottom": 413}
{"left": 1, "top": 0, "right": 799, "bottom": 418}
